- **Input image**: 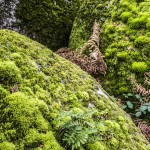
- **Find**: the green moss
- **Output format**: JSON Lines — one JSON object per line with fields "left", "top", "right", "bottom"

{"left": 109, "top": 137, "right": 119, "bottom": 149}
{"left": 88, "top": 141, "right": 106, "bottom": 150}
{"left": 134, "top": 35, "right": 150, "bottom": 45}
{"left": 0, "top": 30, "right": 149, "bottom": 149}
{"left": 105, "top": 48, "right": 117, "bottom": 58}
{"left": 76, "top": 91, "right": 90, "bottom": 101}
{"left": 132, "top": 61, "right": 148, "bottom": 72}
{"left": 69, "top": 0, "right": 150, "bottom": 97}
{"left": 25, "top": 130, "right": 63, "bottom": 150}
{"left": 146, "top": 19, "right": 150, "bottom": 30}
{"left": 119, "top": 86, "right": 129, "bottom": 93}
{"left": 105, "top": 24, "right": 115, "bottom": 34}
{"left": 0, "top": 61, "right": 22, "bottom": 85}
{"left": 129, "top": 15, "right": 147, "bottom": 29}
{"left": 120, "top": 12, "right": 133, "bottom": 22}
{"left": 0, "top": 85, "right": 9, "bottom": 99}
{"left": 117, "top": 51, "right": 128, "bottom": 59}
{"left": 3, "top": 92, "right": 47, "bottom": 134}
{"left": 0, "top": 142, "right": 15, "bottom": 150}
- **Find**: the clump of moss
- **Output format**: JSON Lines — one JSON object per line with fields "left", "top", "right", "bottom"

{"left": 117, "top": 51, "right": 128, "bottom": 59}
{"left": 129, "top": 15, "right": 147, "bottom": 29}
{"left": 132, "top": 62, "right": 148, "bottom": 72}
{"left": 0, "top": 86, "right": 8, "bottom": 99}
{"left": 0, "top": 142, "right": 15, "bottom": 150}
{"left": 134, "top": 36, "right": 150, "bottom": 46}
{"left": 0, "top": 30, "right": 149, "bottom": 149}
{"left": 88, "top": 141, "right": 106, "bottom": 150}
{"left": 0, "top": 61, "right": 22, "bottom": 84}
{"left": 120, "top": 12, "right": 133, "bottom": 22}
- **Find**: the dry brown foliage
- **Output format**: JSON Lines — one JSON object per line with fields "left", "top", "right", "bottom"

{"left": 56, "top": 48, "right": 104, "bottom": 82}
{"left": 79, "top": 20, "right": 107, "bottom": 75}
{"left": 129, "top": 72, "right": 150, "bottom": 102}
{"left": 56, "top": 21, "right": 107, "bottom": 82}
{"left": 134, "top": 119, "right": 150, "bottom": 142}
{"left": 144, "top": 72, "right": 150, "bottom": 86}
{"left": 10, "top": 84, "right": 19, "bottom": 93}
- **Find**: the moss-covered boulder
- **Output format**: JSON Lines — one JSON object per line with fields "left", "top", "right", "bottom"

{"left": 15, "top": 0, "right": 81, "bottom": 50}
{"left": 69, "top": 0, "right": 150, "bottom": 95}
{"left": 0, "top": 29, "right": 149, "bottom": 149}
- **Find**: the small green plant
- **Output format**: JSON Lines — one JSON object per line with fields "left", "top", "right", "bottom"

{"left": 122, "top": 93, "right": 134, "bottom": 109}
{"left": 56, "top": 109, "right": 101, "bottom": 150}
{"left": 122, "top": 93, "right": 147, "bottom": 118}
{"left": 135, "top": 102, "right": 150, "bottom": 117}
{"left": 127, "top": 73, "right": 150, "bottom": 120}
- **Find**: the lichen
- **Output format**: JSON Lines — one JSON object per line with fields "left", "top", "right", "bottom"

{"left": 0, "top": 29, "right": 149, "bottom": 149}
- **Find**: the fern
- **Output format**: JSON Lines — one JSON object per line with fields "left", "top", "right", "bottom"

{"left": 56, "top": 109, "right": 99, "bottom": 150}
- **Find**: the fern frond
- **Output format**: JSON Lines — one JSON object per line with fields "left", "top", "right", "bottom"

{"left": 144, "top": 72, "right": 150, "bottom": 86}
{"left": 129, "top": 75, "right": 150, "bottom": 101}
{"left": 134, "top": 119, "right": 150, "bottom": 142}
{"left": 56, "top": 109, "right": 104, "bottom": 149}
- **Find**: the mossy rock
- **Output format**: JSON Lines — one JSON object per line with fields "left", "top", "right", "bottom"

{"left": 15, "top": 0, "right": 81, "bottom": 50}
{"left": 0, "top": 29, "right": 149, "bottom": 149}
{"left": 69, "top": 0, "right": 150, "bottom": 95}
